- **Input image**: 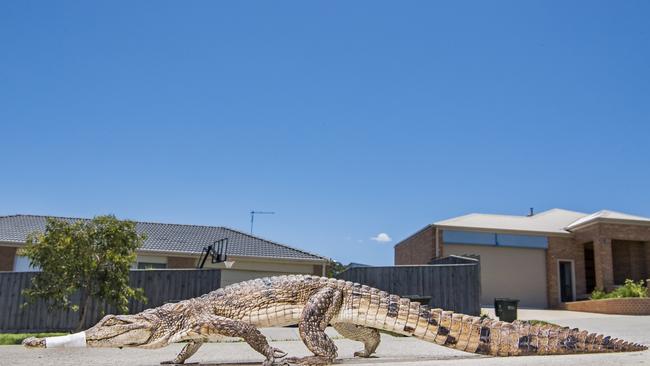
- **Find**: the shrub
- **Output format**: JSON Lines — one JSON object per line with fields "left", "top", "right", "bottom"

{"left": 589, "top": 279, "right": 648, "bottom": 300}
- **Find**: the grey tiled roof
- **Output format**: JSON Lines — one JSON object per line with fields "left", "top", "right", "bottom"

{"left": 0, "top": 215, "right": 328, "bottom": 262}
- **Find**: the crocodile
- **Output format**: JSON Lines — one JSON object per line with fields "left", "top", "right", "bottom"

{"left": 23, "top": 275, "right": 647, "bottom": 365}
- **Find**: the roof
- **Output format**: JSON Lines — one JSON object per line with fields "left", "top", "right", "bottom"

{"left": 0, "top": 215, "right": 328, "bottom": 262}
{"left": 434, "top": 208, "right": 650, "bottom": 235}
{"left": 565, "top": 210, "right": 650, "bottom": 231}
{"left": 434, "top": 208, "right": 586, "bottom": 235}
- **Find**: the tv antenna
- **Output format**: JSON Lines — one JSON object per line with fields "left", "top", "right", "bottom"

{"left": 250, "top": 210, "right": 275, "bottom": 234}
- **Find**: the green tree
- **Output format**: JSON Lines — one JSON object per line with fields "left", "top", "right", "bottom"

{"left": 20, "top": 216, "right": 147, "bottom": 330}
{"left": 326, "top": 260, "right": 347, "bottom": 278}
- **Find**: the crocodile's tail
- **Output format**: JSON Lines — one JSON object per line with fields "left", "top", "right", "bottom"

{"left": 345, "top": 289, "right": 647, "bottom": 356}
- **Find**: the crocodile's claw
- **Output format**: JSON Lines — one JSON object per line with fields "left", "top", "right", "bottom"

{"left": 262, "top": 346, "right": 288, "bottom": 366}
{"left": 22, "top": 337, "right": 46, "bottom": 349}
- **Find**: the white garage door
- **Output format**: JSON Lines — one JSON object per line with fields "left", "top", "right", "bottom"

{"left": 444, "top": 244, "right": 548, "bottom": 308}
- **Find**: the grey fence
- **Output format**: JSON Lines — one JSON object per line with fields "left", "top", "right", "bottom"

{"left": 0, "top": 269, "right": 222, "bottom": 333}
{"left": 337, "top": 258, "right": 481, "bottom": 316}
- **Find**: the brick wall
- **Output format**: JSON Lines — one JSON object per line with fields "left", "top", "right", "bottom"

{"left": 573, "top": 223, "right": 650, "bottom": 291}
{"left": 0, "top": 246, "right": 17, "bottom": 271}
{"left": 595, "top": 237, "right": 615, "bottom": 291}
{"left": 167, "top": 256, "right": 197, "bottom": 268}
{"left": 600, "top": 223, "right": 650, "bottom": 241}
{"left": 394, "top": 226, "right": 435, "bottom": 265}
{"left": 547, "top": 236, "right": 586, "bottom": 308}
{"left": 559, "top": 298, "right": 650, "bottom": 315}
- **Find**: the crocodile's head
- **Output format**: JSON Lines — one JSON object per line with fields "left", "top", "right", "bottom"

{"left": 23, "top": 312, "right": 166, "bottom": 349}
{"left": 85, "top": 313, "right": 162, "bottom": 347}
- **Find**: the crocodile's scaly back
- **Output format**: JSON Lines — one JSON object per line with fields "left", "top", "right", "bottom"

{"left": 206, "top": 275, "right": 333, "bottom": 326}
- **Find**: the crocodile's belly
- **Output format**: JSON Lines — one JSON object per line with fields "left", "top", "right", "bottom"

{"left": 243, "top": 304, "right": 304, "bottom": 327}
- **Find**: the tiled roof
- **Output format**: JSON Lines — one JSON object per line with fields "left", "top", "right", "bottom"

{"left": 0, "top": 215, "right": 328, "bottom": 262}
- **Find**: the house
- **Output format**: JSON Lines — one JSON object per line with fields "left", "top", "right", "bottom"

{"left": 0, "top": 214, "right": 329, "bottom": 287}
{"left": 395, "top": 208, "right": 650, "bottom": 308}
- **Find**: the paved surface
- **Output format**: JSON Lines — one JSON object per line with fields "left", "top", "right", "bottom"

{"left": 2, "top": 309, "right": 649, "bottom": 366}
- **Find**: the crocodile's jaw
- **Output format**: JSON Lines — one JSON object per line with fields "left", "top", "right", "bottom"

{"left": 23, "top": 313, "right": 160, "bottom": 349}
{"left": 84, "top": 314, "right": 158, "bottom": 348}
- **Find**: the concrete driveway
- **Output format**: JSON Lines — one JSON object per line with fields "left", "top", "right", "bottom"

{"left": 2, "top": 309, "right": 648, "bottom": 366}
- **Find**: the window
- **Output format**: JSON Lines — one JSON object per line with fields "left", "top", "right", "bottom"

{"left": 14, "top": 256, "right": 40, "bottom": 272}
{"left": 137, "top": 262, "right": 167, "bottom": 270}
{"left": 443, "top": 230, "right": 548, "bottom": 249}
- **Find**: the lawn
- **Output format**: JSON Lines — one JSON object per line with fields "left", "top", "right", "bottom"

{"left": 0, "top": 333, "right": 67, "bottom": 346}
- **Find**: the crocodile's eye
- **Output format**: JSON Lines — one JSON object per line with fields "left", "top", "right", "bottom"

{"left": 104, "top": 317, "right": 126, "bottom": 327}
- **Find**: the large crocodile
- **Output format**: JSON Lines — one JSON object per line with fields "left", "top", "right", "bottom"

{"left": 23, "top": 275, "right": 646, "bottom": 365}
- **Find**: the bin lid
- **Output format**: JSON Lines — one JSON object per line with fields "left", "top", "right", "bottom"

{"left": 494, "top": 298, "right": 520, "bottom": 302}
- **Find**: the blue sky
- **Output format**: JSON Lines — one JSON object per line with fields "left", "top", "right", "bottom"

{"left": 1, "top": 1, "right": 649, "bottom": 265}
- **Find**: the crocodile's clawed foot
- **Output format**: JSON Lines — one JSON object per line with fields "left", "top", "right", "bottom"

{"left": 282, "top": 356, "right": 335, "bottom": 366}
{"left": 262, "top": 346, "right": 288, "bottom": 366}
{"left": 353, "top": 350, "right": 373, "bottom": 358}
{"left": 160, "top": 360, "right": 198, "bottom": 365}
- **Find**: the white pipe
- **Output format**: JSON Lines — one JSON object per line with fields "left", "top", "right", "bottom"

{"left": 45, "top": 332, "right": 87, "bottom": 348}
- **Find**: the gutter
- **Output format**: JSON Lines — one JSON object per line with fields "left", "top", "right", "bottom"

{"left": 1, "top": 242, "right": 329, "bottom": 264}
{"left": 433, "top": 225, "right": 572, "bottom": 237}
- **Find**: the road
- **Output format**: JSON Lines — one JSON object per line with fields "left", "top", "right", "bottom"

{"left": 2, "top": 309, "right": 648, "bottom": 366}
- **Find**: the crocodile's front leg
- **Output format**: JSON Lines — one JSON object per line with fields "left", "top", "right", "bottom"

{"left": 186, "top": 315, "right": 287, "bottom": 366}
{"left": 161, "top": 340, "right": 204, "bottom": 365}
{"left": 284, "top": 286, "right": 343, "bottom": 366}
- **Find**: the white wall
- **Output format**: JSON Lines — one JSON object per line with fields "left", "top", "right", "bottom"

{"left": 444, "top": 244, "right": 548, "bottom": 308}
{"left": 201, "top": 257, "right": 320, "bottom": 287}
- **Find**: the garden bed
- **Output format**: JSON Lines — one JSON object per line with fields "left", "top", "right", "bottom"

{"left": 558, "top": 298, "right": 650, "bottom": 315}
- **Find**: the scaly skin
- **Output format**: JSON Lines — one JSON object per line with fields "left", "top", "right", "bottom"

{"left": 23, "top": 275, "right": 647, "bottom": 365}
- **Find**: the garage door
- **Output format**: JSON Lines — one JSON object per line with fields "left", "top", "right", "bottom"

{"left": 444, "top": 244, "right": 548, "bottom": 308}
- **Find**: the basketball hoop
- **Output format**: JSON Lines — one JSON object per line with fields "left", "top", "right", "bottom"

{"left": 224, "top": 261, "right": 235, "bottom": 269}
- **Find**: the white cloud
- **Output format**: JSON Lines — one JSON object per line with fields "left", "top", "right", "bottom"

{"left": 370, "top": 233, "right": 392, "bottom": 242}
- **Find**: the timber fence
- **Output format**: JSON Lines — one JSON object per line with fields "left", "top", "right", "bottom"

{"left": 0, "top": 269, "right": 221, "bottom": 333}
{"left": 337, "top": 257, "right": 481, "bottom": 316}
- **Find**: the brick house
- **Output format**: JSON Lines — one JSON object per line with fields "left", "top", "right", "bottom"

{"left": 395, "top": 209, "right": 650, "bottom": 308}
{"left": 0, "top": 215, "right": 329, "bottom": 287}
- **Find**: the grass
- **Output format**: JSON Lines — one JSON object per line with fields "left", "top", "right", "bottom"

{"left": 522, "top": 320, "right": 561, "bottom": 327}
{"left": 0, "top": 333, "right": 67, "bottom": 345}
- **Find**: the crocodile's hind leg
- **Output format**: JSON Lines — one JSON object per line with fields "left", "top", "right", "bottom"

{"left": 284, "top": 287, "right": 343, "bottom": 366}
{"left": 332, "top": 323, "right": 380, "bottom": 358}
{"left": 188, "top": 315, "right": 286, "bottom": 366}
{"left": 161, "top": 340, "right": 204, "bottom": 365}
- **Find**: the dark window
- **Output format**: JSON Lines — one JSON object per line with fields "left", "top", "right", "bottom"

{"left": 584, "top": 243, "right": 596, "bottom": 293}
{"left": 137, "top": 262, "right": 167, "bottom": 269}
{"left": 559, "top": 261, "right": 574, "bottom": 302}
